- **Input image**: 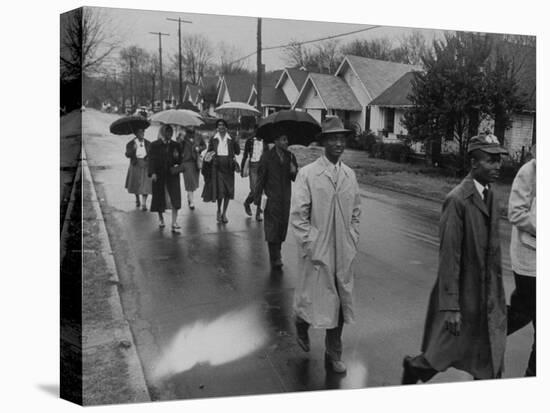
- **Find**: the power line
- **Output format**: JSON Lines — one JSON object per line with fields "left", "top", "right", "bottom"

{"left": 229, "top": 25, "right": 381, "bottom": 65}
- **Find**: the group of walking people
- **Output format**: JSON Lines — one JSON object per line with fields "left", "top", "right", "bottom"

{"left": 123, "top": 114, "right": 536, "bottom": 380}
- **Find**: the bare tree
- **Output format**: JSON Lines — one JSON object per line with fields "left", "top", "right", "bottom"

{"left": 340, "top": 37, "right": 397, "bottom": 61}
{"left": 218, "top": 41, "right": 249, "bottom": 74}
{"left": 314, "top": 40, "right": 343, "bottom": 73}
{"left": 284, "top": 40, "right": 316, "bottom": 70}
{"left": 176, "top": 34, "right": 214, "bottom": 84}
{"left": 397, "top": 30, "right": 431, "bottom": 66}
{"left": 60, "top": 7, "right": 117, "bottom": 81}
{"left": 119, "top": 46, "right": 151, "bottom": 108}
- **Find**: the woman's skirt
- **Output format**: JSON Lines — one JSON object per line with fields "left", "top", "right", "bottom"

{"left": 125, "top": 159, "right": 152, "bottom": 195}
{"left": 182, "top": 161, "right": 200, "bottom": 192}
{"left": 214, "top": 155, "right": 235, "bottom": 200}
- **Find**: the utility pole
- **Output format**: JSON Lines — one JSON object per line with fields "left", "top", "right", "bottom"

{"left": 256, "top": 18, "right": 262, "bottom": 116}
{"left": 150, "top": 31, "right": 170, "bottom": 109}
{"left": 167, "top": 17, "right": 192, "bottom": 107}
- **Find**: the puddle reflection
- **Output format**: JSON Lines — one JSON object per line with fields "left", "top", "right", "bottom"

{"left": 152, "top": 305, "right": 269, "bottom": 380}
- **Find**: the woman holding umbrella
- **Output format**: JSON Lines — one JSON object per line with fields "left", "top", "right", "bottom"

{"left": 202, "top": 119, "right": 240, "bottom": 223}
{"left": 124, "top": 126, "right": 152, "bottom": 210}
{"left": 148, "top": 124, "right": 184, "bottom": 232}
{"left": 177, "top": 126, "right": 206, "bottom": 210}
{"left": 109, "top": 115, "right": 153, "bottom": 210}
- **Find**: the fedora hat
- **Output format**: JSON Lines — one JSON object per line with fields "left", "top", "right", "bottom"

{"left": 318, "top": 116, "right": 352, "bottom": 137}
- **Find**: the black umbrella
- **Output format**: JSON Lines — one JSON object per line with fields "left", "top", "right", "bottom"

{"left": 256, "top": 110, "right": 321, "bottom": 145}
{"left": 109, "top": 115, "right": 151, "bottom": 135}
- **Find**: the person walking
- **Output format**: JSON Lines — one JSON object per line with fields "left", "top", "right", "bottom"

{"left": 203, "top": 119, "right": 241, "bottom": 224}
{"left": 148, "top": 124, "right": 184, "bottom": 233}
{"left": 178, "top": 126, "right": 206, "bottom": 210}
{"left": 242, "top": 127, "right": 268, "bottom": 221}
{"left": 253, "top": 130, "right": 298, "bottom": 269}
{"left": 124, "top": 126, "right": 152, "bottom": 210}
{"left": 507, "top": 151, "right": 536, "bottom": 376}
{"left": 290, "top": 117, "right": 361, "bottom": 374}
{"left": 401, "top": 134, "right": 508, "bottom": 384}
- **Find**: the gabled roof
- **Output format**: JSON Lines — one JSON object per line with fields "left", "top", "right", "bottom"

{"left": 223, "top": 74, "right": 257, "bottom": 103}
{"left": 369, "top": 71, "right": 420, "bottom": 107}
{"left": 294, "top": 73, "right": 361, "bottom": 111}
{"left": 200, "top": 75, "right": 219, "bottom": 90}
{"left": 258, "top": 86, "right": 291, "bottom": 107}
{"left": 275, "top": 67, "right": 310, "bottom": 90}
{"left": 335, "top": 55, "right": 422, "bottom": 101}
{"left": 185, "top": 84, "right": 200, "bottom": 103}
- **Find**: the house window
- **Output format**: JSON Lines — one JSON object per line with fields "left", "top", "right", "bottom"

{"left": 384, "top": 108, "right": 395, "bottom": 133}
{"left": 365, "top": 107, "right": 371, "bottom": 131}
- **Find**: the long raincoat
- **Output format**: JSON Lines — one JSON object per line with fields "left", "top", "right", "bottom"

{"left": 254, "top": 147, "right": 298, "bottom": 243}
{"left": 421, "top": 174, "right": 507, "bottom": 379}
{"left": 290, "top": 156, "right": 361, "bottom": 329}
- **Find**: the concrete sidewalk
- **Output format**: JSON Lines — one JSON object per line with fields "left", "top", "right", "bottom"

{"left": 79, "top": 149, "right": 150, "bottom": 406}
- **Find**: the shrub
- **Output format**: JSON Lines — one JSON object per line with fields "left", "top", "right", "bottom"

{"left": 383, "top": 142, "right": 412, "bottom": 163}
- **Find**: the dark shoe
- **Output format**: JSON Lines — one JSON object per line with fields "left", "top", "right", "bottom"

{"left": 188, "top": 201, "right": 195, "bottom": 210}
{"left": 325, "top": 354, "right": 347, "bottom": 374}
{"left": 271, "top": 258, "right": 283, "bottom": 269}
{"left": 136, "top": 200, "right": 141, "bottom": 207}
{"left": 141, "top": 205, "right": 147, "bottom": 211}
{"left": 401, "top": 356, "right": 419, "bottom": 385}
{"left": 256, "top": 212, "right": 263, "bottom": 222}
{"left": 295, "top": 322, "right": 310, "bottom": 352}
{"left": 216, "top": 211, "right": 222, "bottom": 223}
{"left": 244, "top": 202, "right": 252, "bottom": 216}
{"left": 221, "top": 215, "right": 229, "bottom": 224}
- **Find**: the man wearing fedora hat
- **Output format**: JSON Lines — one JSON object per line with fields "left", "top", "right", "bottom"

{"left": 401, "top": 133, "right": 509, "bottom": 384}
{"left": 290, "top": 116, "right": 361, "bottom": 374}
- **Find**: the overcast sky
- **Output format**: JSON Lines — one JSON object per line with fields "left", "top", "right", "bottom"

{"left": 98, "top": 6, "right": 448, "bottom": 72}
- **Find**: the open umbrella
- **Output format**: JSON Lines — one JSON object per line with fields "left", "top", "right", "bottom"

{"left": 256, "top": 110, "right": 321, "bottom": 145}
{"left": 150, "top": 109, "right": 204, "bottom": 127}
{"left": 214, "top": 102, "right": 261, "bottom": 118}
{"left": 109, "top": 115, "right": 151, "bottom": 135}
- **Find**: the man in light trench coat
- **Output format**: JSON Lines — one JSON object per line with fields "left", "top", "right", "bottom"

{"left": 402, "top": 134, "right": 508, "bottom": 383}
{"left": 290, "top": 117, "right": 361, "bottom": 374}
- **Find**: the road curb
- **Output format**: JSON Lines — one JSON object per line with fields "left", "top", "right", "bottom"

{"left": 81, "top": 147, "right": 151, "bottom": 404}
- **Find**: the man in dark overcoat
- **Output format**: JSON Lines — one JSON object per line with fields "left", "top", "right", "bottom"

{"left": 254, "top": 132, "right": 298, "bottom": 269}
{"left": 402, "top": 134, "right": 508, "bottom": 383}
{"left": 148, "top": 124, "right": 184, "bottom": 232}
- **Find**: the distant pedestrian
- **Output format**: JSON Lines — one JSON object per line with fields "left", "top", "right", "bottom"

{"left": 507, "top": 151, "right": 536, "bottom": 376}
{"left": 124, "top": 127, "right": 152, "bottom": 210}
{"left": 253, "top": 130, "right": 298, "bottom": 269}
{"left": 148, "top": 124, "right": 184, "bottom": 233}
{"left": 401, "top": 134, "right": 508, "bottom": 384}
{"left": 290, "top": 117, "right": 361, "bottom": 374}
{"left": 202, "top": 119, "right": 241, "bottom": 224}
{"left": 178, "top": 126, "right": 206, "bottom": 210}
{"left": 242, "top": 127, "right": 268, "bottom": 221}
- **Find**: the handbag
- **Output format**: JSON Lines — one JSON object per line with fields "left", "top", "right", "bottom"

{"left": 242, "top": 158, "right": 250, "bottom": 178}
{"left": 170, "top": 163, "right": 185, "bottom": 174}
{"left": 196, "top": 153, "right": 203, "bottom": 170}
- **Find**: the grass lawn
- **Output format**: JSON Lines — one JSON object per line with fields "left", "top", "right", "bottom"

{"left": 289, "top": 145, "right": 511, "bottom": 215}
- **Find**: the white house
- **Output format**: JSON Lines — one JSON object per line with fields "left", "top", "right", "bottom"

{"left": 291, "top": 72, "right": 362, "bottom": 124}
{"left": 334, "top": 55, "right": 421, "bottom": 133}
{"left": 368, "top": 71, "right": 418, "bottom": 142}
{"left": 274, "top": 67, "right": 310, "bottom": 107}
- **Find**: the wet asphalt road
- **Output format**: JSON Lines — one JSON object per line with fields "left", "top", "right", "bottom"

{"left": 82, "top": 110, "right": 533, "bottom": 401}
